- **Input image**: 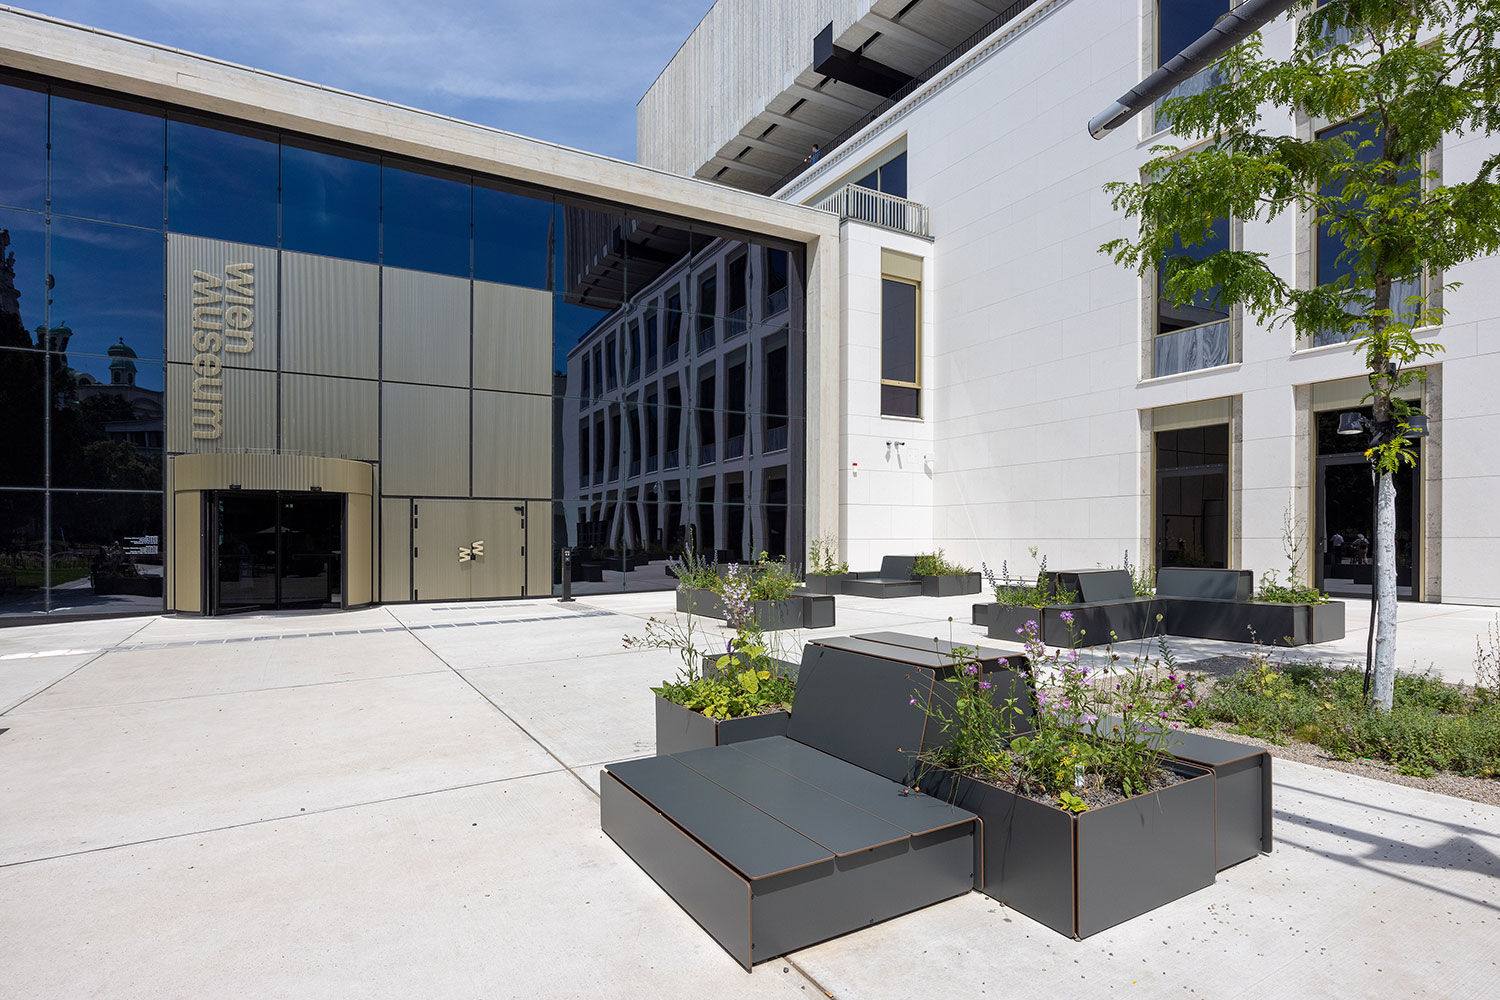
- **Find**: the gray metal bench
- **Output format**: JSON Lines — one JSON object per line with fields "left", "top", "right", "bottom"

{"left": 1155, "top": 567, "right": 1345, "bottom": 645}
{"left": 601, "top": 644, "right": 978, "bottom": 968}
{"left": 841, "top": 555, "right": 923, "bottom": 598}
{"left": 985, "top": 569, "right": 1160, "bottom": 644}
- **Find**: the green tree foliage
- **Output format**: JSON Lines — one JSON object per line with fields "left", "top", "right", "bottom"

{"left": 1101, "top": 0, "right": 1500, "bottom": 708}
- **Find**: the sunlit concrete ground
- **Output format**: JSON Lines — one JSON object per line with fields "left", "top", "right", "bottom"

{"left": 0, "top": 591, "right": 1496, "bottom": 999}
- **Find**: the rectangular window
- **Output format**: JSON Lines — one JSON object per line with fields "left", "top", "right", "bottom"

{"left": 1156, "top": 424, "right": 1230, "bottom": 570}
{"left": 880, "top": 276, "right": 920, "bottom": 418}
{"left": 854, "top": 151, "right": 908, "bottom": 199}
{"left": 580, "top": 356, "right": 590, "bottom": 401}
{"left": 665, "top": 292, "right": 683, "bottom": 362}
{"left": 765, "top": 250, "right": 790, "bottom": 317}
{"left": 727, "top": 256, "right": 748, "bottom": 338}
{"left": 1155, "top": 216, "right": 1232, "bottom": 376}
{"left": 1153, "top": 1, "right": 1232, "bottom": 133}
{"left": 605, "top": 335, "right": 617, "bottom": 390}
{"left": 697, "top": 273, "right": 717, "bottom": 352}
{"left": 645, "top": 313, "right": 658, "bottom": 372}
{"left": 627, "top": 322, "right": 641, "bottom": 383}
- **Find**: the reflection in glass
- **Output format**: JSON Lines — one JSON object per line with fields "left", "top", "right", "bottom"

{"left": 50, "top": 354, "right": 164, "bottom": 490}
{"left": 0, "top": 491, "right": 45, "bottom": 615}
{"left": 0, "top": 79, "right": 47, "bottom": 211}
{"left": 554, "top": 295, "right": 610, "bottom": 381}
{"left": 281, "top": 142, "right": 380, "bottom": 263}
{"left": 1156, "top": 424, "right": 1229, "bottom": 570}
{"left": 0, "top": 210, "right": 46, "bottom": 350}
{"left": 474, "top": 182, "right": 553, "bottom": 289}
{"left": 382, "top": 163, "right": 471, "bottom": 277}
{"left": 49, "top": 491, "right": 164, "bottom": 616}
{"left": 167, "top": 118, "right": 279, "bottom": 246}
{"left": 50, "top": 93, "right": 165, "bottom": 228}
{"left": 0, "top": 349, "right": 45, "bottom": 487}
{"left": 48, "top": 218, "right": 165, "bottom": 360}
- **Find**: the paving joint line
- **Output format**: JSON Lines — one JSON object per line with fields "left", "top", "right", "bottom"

{"left": 0, "top": 764, "right": 573, "bottom": 871}
{"left": 0, "top": 617, "right": 156, "bottom": 717}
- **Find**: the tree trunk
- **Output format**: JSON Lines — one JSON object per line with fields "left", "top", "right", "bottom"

{"left": 1372, "top": 468, "right": 1399, "bottom": 710}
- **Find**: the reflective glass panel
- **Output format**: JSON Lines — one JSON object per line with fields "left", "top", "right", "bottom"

{"left": 474, "top": 182, "right": 552, "bottom": 289}
{"left": 281, "top": 142, "right": 379, "bottom": 263}
{"left": 50, "top": 92, "right": 165, "bottom": 229}
{"left": 0, "top": 209, "right": 46, "bottom": 350}
{"left": 555, "top": 294, "right": 612, "bottom": 386}
{"left": 0, "top": 491, "right": 46, "bottom": 616}
{"left": 881, "top": 278, "right": 918, "bottom": 383}
{"left": 0, "top": 348, "right": 45, "bottom": 487}
{"left": 48, "top": 218, "right": 165, "bottom": 361}
{"left": 1158, "top": 218, "right": 1230, "bottom": 333}
{"left": 167, "top": 117, "right": 279, "bottom": 247}
{"left": 50, "top": 490, "right": 165, "bottom": 616}
{"left": 50, "top": 356, "right": 164, "bottom": 490}
{"left": 0, "top": 78, "right": 47, "bottom": 211}
{"left": 382, "top": 163, "right": 471, "bottom": 277}
{"left": 1158, "top": 0, "right": 1228, "bottom": 65}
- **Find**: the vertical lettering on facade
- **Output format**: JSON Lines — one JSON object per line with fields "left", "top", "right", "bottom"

{"left": 189, "top": 263, "right": 253, "bottom": 440}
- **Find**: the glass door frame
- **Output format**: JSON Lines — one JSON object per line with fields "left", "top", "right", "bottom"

{"left": 1313, "top": 451, "right": 1422, "bottom": 601}
{"left": 205, "top": 489, "right": 348, "bottom": 615}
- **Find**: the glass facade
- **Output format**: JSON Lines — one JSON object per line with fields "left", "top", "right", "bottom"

{"left": 1155, "top": 424, "right": 1230, "bottom": 570}
{"left": 0, "top": 71, "right": 809, "bottom": 616}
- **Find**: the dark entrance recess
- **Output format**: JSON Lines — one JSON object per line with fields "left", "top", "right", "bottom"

{"left": 208, "top": 490, "right": 344, "bottom": 613}
{"left": 1315, "top": 408, "right": 1420, "bottom": 600}
{"left": 1156, "top": 424, "right": 1230, "bottom": 570}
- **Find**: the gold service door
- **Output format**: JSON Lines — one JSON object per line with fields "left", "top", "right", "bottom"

{"left": 411, "top": 500, "right": 526, "bottom": 602}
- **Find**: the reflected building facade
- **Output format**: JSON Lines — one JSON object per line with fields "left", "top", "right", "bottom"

{"left": 0, "top": 21, "right": 820, "bottom": 619}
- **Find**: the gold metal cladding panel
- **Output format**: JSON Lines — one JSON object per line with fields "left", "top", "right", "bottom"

{"left": 171, "top": 453, "right": 374, "bottom": 495}
{"left": 411, "top": 499, "right": 474, "bottom": 601}
{"left": 473, "top": 280, "right": 552, "bottom": 395}
{"left": 172, "top": 490, "right": 202, "bottom": 613}
{"left": 167, "top": 362, "right": 276, "bottom": 453}
{"left": 380, "top": 382, "right": 471, "bottom": 497}
{"left": 469, "top": 501, "right": 525, "bottom": 599}
{"left": 280, "top": 373, "right": 379, "bottom": 461}
{"left": 472, "top": 390, "right": 552, "bottom": 498}
{"left": 526, "top": 499, "right": 552, "bottom": 596}
{"left": 346, "top": 491, "right": 373, "bottom": 606}
{"left": 381, "top": 267, "right": 471, "bottom": 388}
{"left": 166, "top": 234, "right": 279, "bottom": 372}
{"left": 380, "top": 497, "right": 412, "bottom": 602}
{"left": 281, "top": 251, "right": 379, "bottom": 380}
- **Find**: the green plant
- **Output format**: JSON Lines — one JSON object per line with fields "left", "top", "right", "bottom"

{"left": 983, "top": 548, "right": 1078, "bottom": 607}
{"left": 1121, "top": 549, "right": 1155, "bottom": 597}
{"left": 1256, "top": 500, "right": 1331, "bottom": 604}
{"left": 745, "top": 552, "right": 801, "bottom": 601}
{"left": 912, "top": 550, "right": 970, "bottom": 577}
{"left": 668, "top": 544, "right": 720, "bottom": 592}
{"left": 808, "top": 534, "right": 848, "bottom": 575}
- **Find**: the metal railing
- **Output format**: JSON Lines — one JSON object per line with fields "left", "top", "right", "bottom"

{"left": 697, "top": 326, "right": 715, "bottom": 352}
{"left": 764, "top": 424, "right": 789, "bottom": 453}
{"left": 665, "top": 449, "right": 680, "bottom": 469}
{"left": 664, "top": 342, "right": 680, "bottom": 363}
{"left": 725, "top": 435, "right": 745, "bottom": 460}
{"left": 1153, "top": 321, "right": 1231, "bottom": 378}
{"left": 813, "top": 184, "right": 930, "bottom": 238}
{"left": 765, "top": 287, "right": 789, "bottom": 317}
{"left": 699, "top": 443, "right": 716, "bottom": 465}
{"left": 726, "top": 306, "right": 749, "bottom": 339}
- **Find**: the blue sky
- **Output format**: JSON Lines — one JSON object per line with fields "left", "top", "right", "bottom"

{"left": 24, "top": 0, "right": 710, "bottom": 161}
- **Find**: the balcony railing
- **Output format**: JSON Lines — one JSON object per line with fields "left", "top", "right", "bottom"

{"left": 1310, "top": 276, "right": 1424, "bottom": 348}
{"left": 664, "top": 342, "right": 680, "bottom": 363}
{"left": 646, "top": 455, "right": 658, "bottom": 474}
{"left": 665, "top": 449, "right": 680, "bottom": 470}
{"left": 764, "top": 424, "right": 789, "bottom": 453}
{"left": 628, "top": 459, "right": 641, "bottom": 479}
{"left": 725, "top": 435, "right": 745, "bottom": 460}
{"left": 699, "top": 442, "right": 716, "bottom": 465}
{"left": 726, "top": 306, "right": 748, "bottom": 339}
{"left": 813, "top": 184, "right": 930, "bottom": 239}
{"left": 697, "top": 326, "right": 715, "bottom": 352}
{"left": 578, "top": 471, "right": 589, "bottom": 488}
{"left": 1153, "top": 321, "right": 1231, "bottom": 378}
{"left": 608, "top": 465, "right": 619, "bottom": 483}
{"left": 764, "top": 287, "right": 788, "bottom": 317}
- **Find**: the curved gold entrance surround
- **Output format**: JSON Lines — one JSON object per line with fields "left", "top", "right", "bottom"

{"left": 167, "top": 454, "right": 375, "bottom": 613}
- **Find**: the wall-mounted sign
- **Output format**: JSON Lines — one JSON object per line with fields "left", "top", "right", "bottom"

{"left": 190, "top": 262, "right": 255, "bottom": 440}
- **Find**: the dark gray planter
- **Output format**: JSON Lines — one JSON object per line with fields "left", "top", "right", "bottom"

{"left": 802, "top": 573, "right": 848, "bottom": 595}
{"left": 1164, "top": 729, "right": 1273, "bottom": 870}
{"left": 676, "top": 588, "right": 835, "bottom": 630}
{"left": 972, "top": 602, "right": 997, "bottom": 627}
{"left": 919, "top": 572, "right": 982, "bottom": 597}
{"left": 1165, "top": 599, "right": 1345, "bottom": 646}
{"left": 924, "top": 757, "right": 1216, "bottom": 938}
{"left": 654, "top": 695, "right": 789, "bottom": 756}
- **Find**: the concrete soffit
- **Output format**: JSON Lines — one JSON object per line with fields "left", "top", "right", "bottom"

{"left": 779, "top": 0, "right": 1073, "bottom": 205}
{"left": 0, "top": 6, "right": 838, "bottom": 249}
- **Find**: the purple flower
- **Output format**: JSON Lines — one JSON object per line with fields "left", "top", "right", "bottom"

{"left": 1059, "top": 610, "right": 1075, "bottom": 624}
{"left": 964, "top": 664, "right": 980, "bottom": 676}
{"left": 909, "top": 697, "right": 917, "bottom": 706}
{"left": 1184, "top": 700, "right": 1196, "bottom": 709}
{"left": 1081, "top": 712, "right": 1098, "bottom": 725}
{"left": 978, "top": 680, "right": 993, "bottom": 691}
{"left": 1176, "top": 682, "right": 1185, "bottom": 690}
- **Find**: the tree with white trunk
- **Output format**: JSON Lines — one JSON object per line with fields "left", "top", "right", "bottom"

{"left": 1101, "top": 0, "right": 1500, "bottom": 709}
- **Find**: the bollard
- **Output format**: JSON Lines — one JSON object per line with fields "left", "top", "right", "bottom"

{"left": 560, "top": 546, "right": 575, "bottom": 602}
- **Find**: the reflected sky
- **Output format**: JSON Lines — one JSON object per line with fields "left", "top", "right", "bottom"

{"left": 281, "top": 143, "right": 380, "bottom": 263}
{"left": 382, "top": 164, "right": 471, "bottom": 277}
{"left": 48, "top": 218, "right": 165, "bottom": 361}
{"left": 475, "top": 182, "right": 553, "bottom": 289}
{"left": 50, "top": 93, "right": 165, "bottom": 229}
{"left": 0, "top": 209, "right": 46, "bottom": 347}
{"left": 0, "top": 78, "right": 46, "bottom": 212}
{"left": 167, "top": 118, "right": 279, "bottom": 247}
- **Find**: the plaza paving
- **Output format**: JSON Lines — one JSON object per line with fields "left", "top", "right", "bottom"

{"left": 0, "top": 591, "right": 1497, "bottom": 999}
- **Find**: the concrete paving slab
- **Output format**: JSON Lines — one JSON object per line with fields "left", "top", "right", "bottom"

{"left": 17, "top": 632, "right": 449, "bottom": 712}
{"left": 0, "top": 614, "right": 153, "bottom": 655}
{"left": 0, "top": 652, "right": 100, "bottom": 714}
{"left": 461, "top": 648, "right": 670, "bottom": 769}
{"left": 789, "top": 758, "right": 1500, "bottom": 1000}
{"left": 0, "top": 772, "right": 818, "bottom": 1000}
{"left": 132, "top": 606, "right": 401, "bottom": 641}
{"left": 407, "top": 610, "right": 635, "bottom": 671}
{"left": 0, "top": 671, "right": 556, "bottom": 864}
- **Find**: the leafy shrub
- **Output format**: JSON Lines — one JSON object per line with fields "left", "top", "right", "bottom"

{"left": 807, "top": 534, "right": 848, "bottom": 575}
{"left": 746, "top": 554, "right": 801, "bottom": 601}
{"left": 1255, "top": 569, "right": 1331, "bottom": 605}
{"left": 912, "top": 550, "right": 969, "bottom": 577}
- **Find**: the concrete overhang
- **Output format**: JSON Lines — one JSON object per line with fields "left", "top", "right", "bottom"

{"left": 0, "top": 5, "right": 838, "bottom": 249}
{"left": 639, "top": 0, "right": 1024, "bottom": 194}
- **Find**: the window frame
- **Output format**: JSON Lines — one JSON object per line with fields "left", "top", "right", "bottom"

{"left": 879, "top": 273, "right": 922, "bottom": 419}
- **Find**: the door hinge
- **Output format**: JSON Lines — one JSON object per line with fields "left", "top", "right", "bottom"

{"left": 413, "top": 546, "right": 419, "bottom": 559}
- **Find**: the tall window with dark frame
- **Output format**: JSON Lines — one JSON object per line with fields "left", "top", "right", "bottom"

{"left": 880, "top": 277, "right": 920, "bottom": 418}
{"left": 697, "top": 273, "right": 717, "bottom": 351}
{"left": 1155, "top": 217, "right": 1231, "bottom": 376}
{"left": 627, "top": 322, "right": 641, "bottom": 383}
{"left": 1153, "top": 0, "right": 1233, "bottom": 133}
{"left": 1156, "top": 424, "right": 1230, "bottom": 570}
{"left": 764, "top": 249, "right": 790, "bottom": 317}
{"left": 1312, "top": 115, "right": 1422, "bottom": 347}
{"left": 727, "top": 256, "right": 748, "bottom": 337}
{"left": 853, "top": 151, "right": 907, "bottom": 199}
{"left": 645, "top": 312, "right": 658, "bottom": 372}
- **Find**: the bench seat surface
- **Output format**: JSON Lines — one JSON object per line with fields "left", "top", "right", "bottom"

{"left": 606, "top": 755, "right": 832, "bottom": 879}
{"left": 731, "top": 736, "right": 975, "bottom": 837}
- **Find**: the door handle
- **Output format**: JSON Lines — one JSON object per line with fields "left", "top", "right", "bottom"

{"left": 459, "top": 540, "right": 485, "bottom": 563}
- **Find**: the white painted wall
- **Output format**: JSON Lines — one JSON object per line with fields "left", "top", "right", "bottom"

{"left": 816, "top": 0, "right": 1500, "bottom": 603}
